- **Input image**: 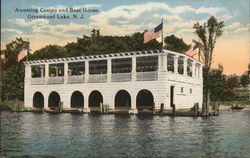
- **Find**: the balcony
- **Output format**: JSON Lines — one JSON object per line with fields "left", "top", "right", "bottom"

{"left": 47, "top": 76, "right": 64, "bottom": 84}
{"left": 30, "top": 77, "right": 45, "bottom": 85}
{"left": 111, "top": 73, "right": 131, "bottom": 82}
{"left": 87, "top": 74, "right": 107, "bottom": 83}
{"left": 136, "top": 71, "right": 158, "bottom": 81}
{"left": 67, "top": 75, "right": 85, "bottom": 84}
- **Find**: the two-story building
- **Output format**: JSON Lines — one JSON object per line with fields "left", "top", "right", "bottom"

{"left": 24, "top": 49, "right": 203, "bottom": 113}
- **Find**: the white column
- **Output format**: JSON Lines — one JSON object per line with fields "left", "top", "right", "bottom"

{"left": 45, "top": 64, "right": 49, "bottom": 77}
{"left": 107, "top": 58, "right": 111, "bottom": 82}
{"left": 192, "top": 62, "right": 196, "bottom": 77}
{"left": 199, "top": 64, "right": 203, "bottom": 78}
{"left": 25, "top": 64, "right": 31, "bottom": 78}
{"left": 174, "top": 56, "right": 179, "bottom": 74}
{"left": 85, "top": 60, "right": 89, "bottom": 83}
{"left": 45, "top": 63, "right": 49, "bottom": 84}
{"left": 64, "top": 62, "right": 68, "bottom": 84}
{"left": 162, "top": 54, "right": 167, "bottom": 71}
{"left": 183, "top": 57, "right": 187, "bottom": 76}
{"left": 158, "top": 55, "right": 162, "bottom": 71}
{"left": 132, "top": 56, "right": 136, "bottom": 81}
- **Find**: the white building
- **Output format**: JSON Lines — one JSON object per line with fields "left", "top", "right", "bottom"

{"left": 24, "top": 49, "right": 203, "bottom": 113}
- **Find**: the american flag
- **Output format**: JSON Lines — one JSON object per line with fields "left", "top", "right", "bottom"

{"left": 144, "top": 23, "right": 163, "bottom": 44}
{"left": 18, "top": 46, "right": 28, "bottom": 62}
{"left": 185, "top": 44, "right": 199, "bottom": 57}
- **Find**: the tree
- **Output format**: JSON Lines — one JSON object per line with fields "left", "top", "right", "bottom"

{"left": 164, "top": 35, "right": 191, "bottom": 53}
{"left": 1, "top": 38, "right": 29, "bottom": 101}
{"left": 3, "top": 38, "right": 29, "bottom": 70}
{"left": 193, "top": 16, "right": 224, "bottom": 115}
{"left": 30, "top": 45, "right": 68, "bottom": 60}
{"left": 208, "top": 64, "right": 227, "bottom": 102}
{"left": 240, "top": 72, "right": 249, "bottom": 87}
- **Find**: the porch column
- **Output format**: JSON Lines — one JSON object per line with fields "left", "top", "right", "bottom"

{"left": 25, "top": 64, "right": 31, "bottom": 78}
{"left": 162, "top": 54, "right": 167, "bottom": 71}
{"left": 85, "top": 60, "right": 89, "bottom": 83}
{"left": 132, "top": 56, "right": 136, "bottom": 81}
{"left": 199, "top": 64, "right": 203, "bottom": 78}
{"left": 158, "top": 54, "right": 162, "bottom": 71}
{"left": 107, "top": 58, "right": 111, "bottom": 82}
{"left": 192, "top": 61, "right": 196, "bottom": 77}
{"left": 174, "top": 55, "right": 179, "bottom": 74}
{"left": 45, "top": 63, "right": 49, "bottom": 84}
{"left": 183, "top": 57, "right": 187, "bottom": 76}
{"left": 64, "top": 62, "right": 68, "bottom": 84}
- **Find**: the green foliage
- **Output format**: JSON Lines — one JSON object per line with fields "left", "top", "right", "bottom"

{"left": 3, "top": 38, "right": 29, "bottom": 70}
{"left": 2, "top": 66, "right": 24, "bottom": 100}
{"left": 240, "top": 73, "right": 249, "bottom": 87}
{"left": 193, "top": 16, "right": 224, "bottom": 70}
{"left": 193, "top": 16, "right": 224, "bottom": 111}
{"left": 164, "top": 34, "right": 191, "bottom": 53}
{"left": 1, "top": 38, "right": 28, "bottom": 101}
{"left": 30, "top": 45, "right": 68, "bottom": 60}
{"left": 30, "top": 30, "right": 162, "bottom": 60}
{"left": 207, "top": 65, "right": 227, "bottom": 101}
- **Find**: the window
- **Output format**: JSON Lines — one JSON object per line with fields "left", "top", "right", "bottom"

{"left": 167, "top": 54, "right": 174, "bottom": 72}
{"left": 31, "top": 65, "right": 45, "bottom": 78}
{"left": 181, "top": 87, "right": 184, "bottom": 93}
{"left": 89, "top": 60, "right": 107, "bottom": 74}
{"left": 49, "top": 63, "right": 64, "bottom": 77}
{"left": 68, "top": 62, "right": 85, "bottom": 76}
{"left": 112, "top": 58, "right": 132, "bottom": 73}
{"left": 136, "top": 56, "right": 158, "bottom": 72}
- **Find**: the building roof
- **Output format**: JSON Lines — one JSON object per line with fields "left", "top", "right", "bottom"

{"left": 24, "top": 49, "right": 203, "bottom": 65}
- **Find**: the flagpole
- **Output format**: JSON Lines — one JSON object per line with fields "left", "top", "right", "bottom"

{"left": 198, "top": 39, "right": 200, "bottom": 61}
{"left": 161, "top": 18, "right": 164, "bottom": 50}
{"left": 26, "top": 38, "right": 29, "bottom": 62}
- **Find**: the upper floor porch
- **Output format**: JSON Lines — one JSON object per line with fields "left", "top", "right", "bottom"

{"left": 24, "top": 49, "right": 203, "bottom": 85}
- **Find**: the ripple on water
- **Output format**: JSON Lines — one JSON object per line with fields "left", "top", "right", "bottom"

{"left": 1, "top": 110, "right": 250, "bottom": 158}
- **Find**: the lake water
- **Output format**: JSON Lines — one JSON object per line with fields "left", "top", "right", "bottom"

{"left": 1, "top": 110, "right": 250, "bottom": 158}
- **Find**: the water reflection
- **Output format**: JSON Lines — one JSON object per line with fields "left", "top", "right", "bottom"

{"left": 1, "top": 110, "right": 250, "bottom": 158}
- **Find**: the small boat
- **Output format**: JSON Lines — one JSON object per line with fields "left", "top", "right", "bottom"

{"left": 43, "top": 108, "right": 62, "bottom": 114}
{"left": 230, "top": 104, "right": 245, "bottom": 110}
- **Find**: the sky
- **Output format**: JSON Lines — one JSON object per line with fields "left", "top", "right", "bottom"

{"left": 1, "top": 0, "right": 249, "bottom": 75}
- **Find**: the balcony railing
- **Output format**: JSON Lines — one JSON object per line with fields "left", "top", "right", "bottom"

{"left": 136, "top": 71, "right": 158, "bottom": 81}
{"left": 47, "top": 76, "right": 64, "bottom": 84}
{"left": 111, "top": 73, "right": 131, "bottom": 82}
{"left": 30, "top": 77, "right": 45, "bottom": 85}
{"left": 87, "top": 74, "right": 107, "bottom": 83}
{"left": 67, "top": 75, "right": 85, "bottom": 84}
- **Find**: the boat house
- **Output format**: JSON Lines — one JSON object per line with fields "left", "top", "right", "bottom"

{"left": 24, "top": 49, "right": 203, "bottom": 113}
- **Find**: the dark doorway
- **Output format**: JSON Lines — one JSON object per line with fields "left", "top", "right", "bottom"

{"left": 48, "top": 91, "right": 60, "bottom": 108}
{"left": 89, "top": 90, "right": 103, "bottom": 107}
{"left": 170, "top": 86, "right": 174, "bottom": 107}
{"left": 115, "top": 90, "right": 131, "bottom": 109}
{"left": 71, "top": 91, "right": 84, "bottom": 108}
{"left": 136, "top": 89, "right": 154, "bottom": 110}
{"left": 33, "top": 92, "right": 44, "bottom": 108}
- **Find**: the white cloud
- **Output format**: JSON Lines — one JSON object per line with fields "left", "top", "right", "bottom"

{"left": 224, "top": 22, "right": 241, "bottom": 30}
{"left": 9, "top": 18, "right": 49, "bottom": 27}
{"left": 234, "top": 27, "right": 249, "bottom": 33}
{"left": 1, "top": 28, "right": 23, "bottom": 34}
